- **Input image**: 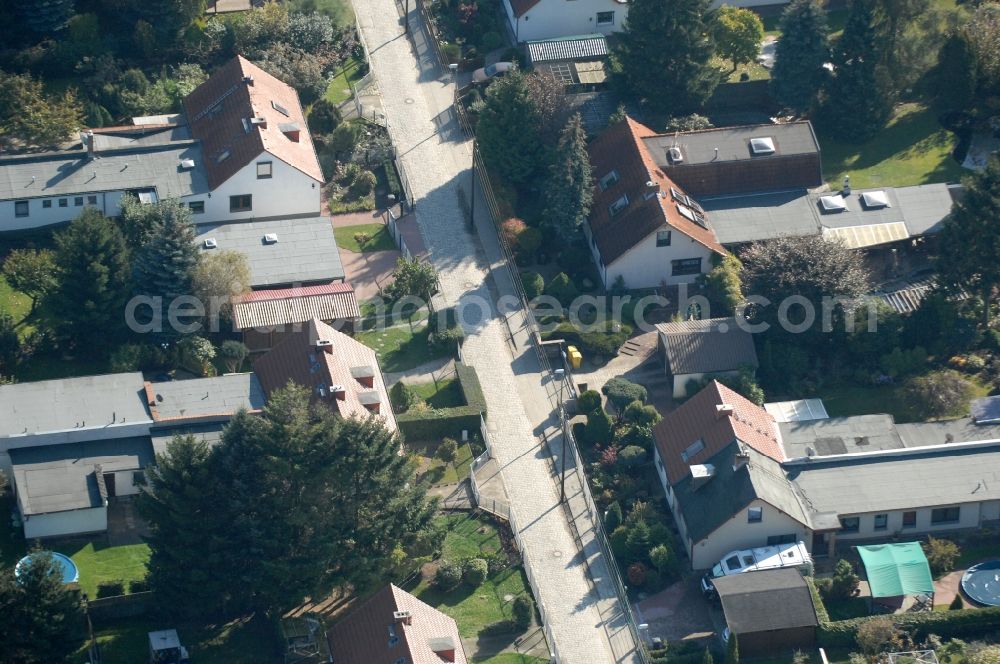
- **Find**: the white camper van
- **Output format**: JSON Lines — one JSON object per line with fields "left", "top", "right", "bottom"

{"left": 700, "top": 541, "right": 813, "bottom": 599}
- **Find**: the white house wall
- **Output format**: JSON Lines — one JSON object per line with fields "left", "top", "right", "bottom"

{"left": 182, "top": 152, "right": 321, "bottom": 223}
{"left": 0, "top": 421, "right": 153, "bottom": 456}
{"left": 22, "top": 507, "right": 108, "bottom": 539}
{"left": 606, "top": 230, "right": 714, "bottom": 291}
{"left": 0, "top": 191, "right": 134, "bottom": 232}
{"left": 689, "top": 498, "right": 811, "bottom": 570}
{"left": 835, "top": 502, "right": 987, "bottom": 541}
{"left": 505, "top": 0, "right": 628, "bottom": 42}
{"left": 672, "top": 370, "right": 739, "bottom": 399}
{"left": 709, "top": 0, "right": 785, "bottom": 8}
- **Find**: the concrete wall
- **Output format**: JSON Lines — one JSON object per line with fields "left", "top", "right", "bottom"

{"left": 1, "top": 191, "right": 130, "bottom": 232}
{"left": 689, "top": 498, "right": 811, "bottom": 570}
{"left": 584, "top": 223, "right": 714, "bottom": 290}
{"left": 835, "top": 502, "right": 988, "bottom": 541}
{"left": 182, "top": 152, "right": 321, "bottom": 223}
{"left": 22, "top": 506, "right": 108, "bottom": 539}
{"left": 112, "top": 469, "right": 143, "bottom": 497}
{"left": 504, "top": 0, "right": 627, "bottom": 42}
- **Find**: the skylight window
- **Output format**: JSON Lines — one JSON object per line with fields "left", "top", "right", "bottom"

{"left": 271, "top": 100, "right": 290, "bottom": 117}
{"left": 681, "top": 439, "right": 705, "bottom": 462}
{"left": 599, "top": 170, "right": 619, "bottom": 191}
{"left": 609, "top": 194, "right": 629, "bottom": 217}
{"left": 676, "top": 203, "right": 697, "bottom": 222}
{"left": 861, "top": 190, "right": 890, "bottom": 209}
{"left": 216, "top": 150, "right": 231, "bottom": 163}
{"left": 749, "top": 137, "right": 776, "bottom": 155}
{"left": 819, "top": 195, "right": 848, "bottom": 213}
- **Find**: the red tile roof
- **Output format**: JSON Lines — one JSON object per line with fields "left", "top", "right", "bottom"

{"left": 252, "top": 319, "right": 396, "bottom": 431}
{"left": 508, "top": 0, "right": 542, "bottom": 17}
{"left": 328, "top": 584, "right": 468, "bottom": 664}
{"left": 588, "top": 117, "right": 725, "bottom": 264}
{"left": 183, "top": 55, "right": 323, "bottom": 189}
{"left": 653, "top": 380, "right": 784, "bottom": 486}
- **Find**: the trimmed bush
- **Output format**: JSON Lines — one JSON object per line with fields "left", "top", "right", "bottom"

{"left": 396, "top": 362, "right": 485, "bottom": 440}
{"left": 96, "top": 580, "right": 125, "bottom": 598}
{"left": 618, "top": 445, "right": 646, "bottom": 468}
{"left": 817, "top": 606, "right": 1000, "bottom": 648}
{"left": 585, "top": 409, "right": 613, "bottom": 446}
{"left": 627, "top": 562, "right": 647, "bottom": 587}
{"left": 437, "top": 437, "right": 458, "bottom": 462}
{"left": 603, "top": 377, "right": 648, "bottom": 413}
{"left": 390, "top": 381, "right": 422, "bottom": 413}
{"left": 463, "top": 558, "right": 489, "bottom": 587}
{"left": 435, "top": 560, "right": 463, "bottom": 590}
{"left": 479, "top": 619, "right": 518, "bottom": 635}
{"left": 128, "top": 578, "right": 150, "bottom": 594}
{"left": 544, "top": 272, "right": 579, "bottom": 306}
{"left": 521, "top": 271, "right": 544, "bottom": 299}
{"left": 623, "top": 400, "right": 661, "bottom": 426}
{"left": 428, "top": 326, "right": 465, "bottom": 354}
{"left": 512, "top": 594, "right": 533, "bottom": 630}
{"left": 577, "top": 389, "right": 602, "bottom": 414}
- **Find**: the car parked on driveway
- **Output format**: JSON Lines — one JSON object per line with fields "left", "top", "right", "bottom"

{"left": 473, "top": 62, "right": 514, "bottom": 84}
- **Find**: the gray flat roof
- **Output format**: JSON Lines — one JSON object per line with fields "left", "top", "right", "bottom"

{"left": 787, "top": 441, "right": 1000, "bottom": 516}
{"left": 149, "top": 373, "right": 265, "bottom": 421}
{"left": 527, "top": 35, "right": 608, "bottom": 63}
{"left": 150, "top": 423, "right": 228, "bottom": 456}
{"left": 895, "top": 418, "right": 1000, "bottom": 448}
{"left": 11, "top": 438, "right": 153, "bottom": 515}
{"left": 91, "top": 125, "right": 193, "bottom": 151}
{"left": 0, "top": 143, "right": 209, "bottom": 202}
{"left": 780, "top": 414, "right": 903, "bottom": 459}
{"left": 701, "top": 184, "right": 954, "bottom": 246}
{"left": 702, "top": 190, "right": 820, "bottom": 244}
{"left": 643, "top": 121, "right": 819, "bottom": 167}
{"left": 0, "top": 373, "right": 151, "bottom": 438}
{"left": 194, "top": 216, "right": 345, "bottom": 288}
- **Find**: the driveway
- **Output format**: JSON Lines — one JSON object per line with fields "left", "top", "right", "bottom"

{"left": 338, "top": 247, "right": 400, "bottom": 300}
{"left": 569, "top": 331, "right": 675, "bottom": 416}
{"left": 635, "top": 577, "right": 718, "bottom": 644}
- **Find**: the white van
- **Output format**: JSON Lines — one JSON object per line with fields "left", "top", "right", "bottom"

{"left": 700, "top": 541, "right": 813, "bottom": 599}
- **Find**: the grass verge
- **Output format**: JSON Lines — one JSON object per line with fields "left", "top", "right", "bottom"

{"left": 413, "top": 439, "right": 475, "bottom": 485}
{"left": 54, "top": 541, "right": 150, "bottom": 598}
{"left": 357, "top": 324, "right": 446, "bottom": 373}
{"left": 323, "top": 56, "right": 367, "bottom": 106}
{"left": 412, "top": 379, "right": 465, "bottom": 409}
{"left": 818, "top": 375, "right": 989, "bottom": 423}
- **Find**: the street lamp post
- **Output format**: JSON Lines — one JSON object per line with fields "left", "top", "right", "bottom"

{"left": 554, "top": 368, "right": 567, "bottom": 503}
{"left": 404, "top": 0, "right": 410, "bottom": 34}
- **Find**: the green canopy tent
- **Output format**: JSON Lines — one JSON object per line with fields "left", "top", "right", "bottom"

{"left": 856, "top": 542, "right": 934, "bottom": 605}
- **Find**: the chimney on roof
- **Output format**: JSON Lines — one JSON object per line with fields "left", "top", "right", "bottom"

{"left": 331, "top": 384, "right": 346, "bottom": 401}
{"left": 280, "top": 122, "right": 301, "bottom": 142}
{"left": 243, "top": 74, "right": 254, "bottom": 86}
{"left": 689, "top": 463, "right": 715, "bottom": 491}
{"left": 250, "top": 116, "right": 267, "bottom": 129}
{"left": 393, "top": 610, "right": 413, "bottom": 626}
{"left": 315, "top": 339, "right": 334, "bottom": 354}
{"left": 732, "top": 448, "right": 750, "bottom": 473}
{"left": 843, "top": 175, "right": 851, "bottom": 196}
{"left": 716, "top": 404, "right": 735, "bottom": 420}
{"left": 428, "top": 636, "right": 457, "bottom": 662}
{"left": 84, "top": 131, "right": 96, "bottom": 159}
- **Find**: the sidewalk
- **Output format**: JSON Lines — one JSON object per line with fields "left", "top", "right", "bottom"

{"left": 352, "top": 0, "right": 641, "bottom": 661}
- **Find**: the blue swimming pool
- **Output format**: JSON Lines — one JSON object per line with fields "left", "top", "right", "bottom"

{"left": 15, "top": 552, "right": 79, "bottom": 585}
{"left": 961, "top": 560, "right": 1000, "bottom": 606}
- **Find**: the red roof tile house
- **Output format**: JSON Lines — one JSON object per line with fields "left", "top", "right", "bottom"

{"left": 651, "top": 381, "right": 810, "bottom": 569}
{"left": 182, "top": 55, "right": 323, "bottom": 222}
{"left": 252, "top": 318, "right": 396, "bottom": 433}
{"left": 328, "top": 584, "right": 468, "bottom": 664}
{"left": 584, "top": 117, "right": 726, "bottom": 290}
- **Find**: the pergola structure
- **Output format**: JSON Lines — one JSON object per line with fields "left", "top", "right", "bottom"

{"left": 888, "top": 650, "right": 940, "bottom": 664}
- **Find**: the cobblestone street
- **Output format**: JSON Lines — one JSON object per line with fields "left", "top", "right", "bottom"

{"left": 351, "top": 0, "right": 641, "bottom": 661}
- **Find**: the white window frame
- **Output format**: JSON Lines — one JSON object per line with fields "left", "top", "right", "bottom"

{"left": 596, "top": 10, "right": 615, "bottom": 25}
{"left": 599, "top": 170, "right": 619, "bottom": 191}
{"left": 747, "top": 506, "right": 763, "bottom": 523}
{"left": 608, "top": 194, "right": 629, "bottom": 217}
{"left": 14, "top": 201, "right": 28, "bottom": 217}
{"left": 256, "top": 161, "right": 273, "bottom": 179}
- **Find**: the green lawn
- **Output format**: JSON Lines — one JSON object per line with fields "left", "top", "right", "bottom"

{"left": 412, "top": 378, "right": 466, "bottom": 409}
{"left": 412, "top": 515, "right": 532, "bottom": 638}
{"left": 77, "top": 616, "right": 280, "bottom": 664}
{"left": 54, "top": 541, "right": 150, "bottom": 598}
{"left": 956, "top": 540, "right": 1000, "bottom": 569}
{"left": 414, "top": 439, "right": 476, "bottom": 485}
{"left": 323, "top": 56, "right": 367, "bottom": 106}
{"left": 0, "top": 275, "right": 31, "bottom": 326}
{"left": 819, "top": 103, "right": 965, "bottom": 190}
{"left": 357, "top": 323, "right": 447, "bottom": 373}
{"left": 333, "top": 223, "right": 396, "bottom": 253}
{"left": 818, "top": 375, "right": 990, "bottom": 424}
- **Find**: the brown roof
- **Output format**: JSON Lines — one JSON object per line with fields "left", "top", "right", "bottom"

{"left": 328, "top": 584, "right": 468, "bottom": 664}
{"left": 252, "top": 319, "right": 396, "bottom": 432}
{"left": 587, "top": 117, "right": 725, "bottom": 265}
{"left": 183, "top": 55, "right": 323, "bottom": 189}
{"left": 508, "top": 0, "right": 542, "bottom": 17}
{"left": 232, "top": 282, "right": 360, "bottom": 330}
{"left": 656, "top": 317, "right": 758, "bottom": 375}
{"left": 653, "top": 380, "right": 784, "bottom": 485}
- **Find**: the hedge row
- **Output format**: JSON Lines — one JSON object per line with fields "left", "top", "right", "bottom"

{"left": 805, "top": 576, "right": 830, "bottom": 624}
{"left": 817, "top": 605, "right": 1000, "bottom": 649}
{"left": 396, "top": 362, "right": 486, "bottom": 441}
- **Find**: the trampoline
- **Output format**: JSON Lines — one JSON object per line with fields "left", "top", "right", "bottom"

{"left": 961, "top": 561, "right": 1000, "bottom": 606}
{"left": 15, "top": 552, "right": 79, "bottom": 585}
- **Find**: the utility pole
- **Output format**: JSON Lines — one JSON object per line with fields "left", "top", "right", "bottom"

{"left": 555, "top": 368, "right": 567, "bottom": 503}
{"left": 405, "top": 0, "right": 410, "bottom": 34}
{"left": 470, "top": 139, "right": 477, "bottom": 231}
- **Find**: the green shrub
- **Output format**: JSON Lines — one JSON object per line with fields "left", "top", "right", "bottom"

{"left": 544, "top": 272, "right": 579, "bottom": 307}
{"left": 96, "top": 580, "right": 125, "bottom": 598}
{"left": 623, "top": 400, "right": 661, "bottom": 426}
{"left": 480, "top": 30, "right": 503, "bottom": 52}
{"left": 605, "top": 501, "right": 623, "bottom": 531}
{"left": 518, "top": 227, "right": 542, "bottom": 259}
{"left": 437, "top": 437, "right": 458, "bottom": 462}
{"left": 512, "top": 594, "right": 533, "bottom": 630}
{"left": 602, "top": 377, "right": 648, "bottom": 414}
{"left": 627, "top": 562, "right": 647, "bottom": 587}
{"left": 350, "top": 170, "right": 377, "bottom": 197}
{"left": 577, "top": 390, "right": 602, "bottom": 414}
{"left": 521, "top": 270, "right": 544, "bottom": 299}
{"left": 825, "top": 559, "right": 860, "bottom": 600}
{"left": 585, "top": 409, "right": 613, "bottom": 445}
{"left": 463, "top": 558, "right": 488, "bottom": 586}
{"left": 805, "top": 576, "right": 830, "bottom": 623}
{"left": 880, "top": 346, "right": 928, "bottom": 378}
{"left": 429, "top": 326, "right": 465, "bottom": 354}
{"left": 485, "top": 552, "right": 509, "bottom": 575}
{"left": 855, "top": 617, "right": 901, "bottom": 656}
{"left": 128, "top": 578, "right": 150, "bottom": 594}
{"left": 441, "top": 42, "right": 461, "bottom": 64}
{"left": 924, "top": 536, "right": 960, "bottom": 576}
{"left": 618, "top": 445, "right": 646, "bottom": 468}
{"left": 479, "top": 619, "right": 518, "bottom": 635}
{"left": 649, "top": 543, "right": 675, "bottom": 575}
{"left": 619, "top": 424, "right": 654, "bottom": 451}
{"left": 435, "top": 560, "right": 463, "bottom": 590}
{"left": 390, "top": 381, "right": 422, "bottom": 413}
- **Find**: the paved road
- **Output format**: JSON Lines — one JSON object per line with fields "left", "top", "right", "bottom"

{"left": 351, "top": 1, "right": 641, "bottom": 661}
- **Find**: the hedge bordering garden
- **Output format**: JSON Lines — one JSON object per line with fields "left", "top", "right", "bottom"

{"left": 396, "top": 361, "right": 487, "bottom": 440}
{"left": 817, "top": 604, "right": 1000, "bottom": 649}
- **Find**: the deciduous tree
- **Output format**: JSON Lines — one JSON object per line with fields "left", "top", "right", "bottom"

{"left": 2, "top": 249, "right": 57, "bottom": 316}
{"left": 770, "top": 0, "right": 830, "bottom": 114}
{"left": 20, "top": 0, "right": 75, "bottom": 34}
{"left": 904, "top": 370, "right": 975, "bottom": 420}
{"left": 613, "top": 0, "right": 721, "bottom": 116}
{"left": 0, "top": 72, "right": 83, "bottom": 148}
{"left": 937, "top": 156, "right": 1000, "bottom": 326}
{"left": 712, "top": 6, "right": 765, "bottom": 73}
{"left": 542, "top": 114, "right": 593, "bottom": 243}
{"left": 190, "top": 250, "right": 251, "bottom": 327}
{"left": 385, "top": 257, "right": 438, "bottom": 304}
